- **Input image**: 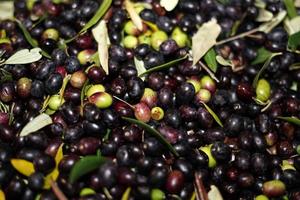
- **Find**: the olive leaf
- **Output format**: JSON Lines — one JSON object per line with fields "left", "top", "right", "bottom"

{"left": 296, "top": 0, "right": 300, "bottom": 7}
{"left": 284, "top": 16, "right": 300, "bottom": 35}
{"left": 208, "top": 185, "right": 223, "bottom": 200}
{"left": 11, "top": 159, "right": 35, "bottom": 177}
{"left": 216, "top": 0, "right": 231, "bottom": 5}
{"left": 277, "top": 116, "right": 300, "bottom": 126}
{"left": 0, "top": 1, "right": 14, "bottom": 20}
{"left": 283, "top": 0, "right": 298, "bottom": 19}
{"left": 16, "top": 20, "right": 51, "bottom": 58}
{"left": 134, "top": 57, "right": 146, "bottom": 80}
{"left": 252, "top": 52, "right": 282, "bottom": 88}
{"left": 122, "top": 117, "right": 179, "bottom": 157}
{"left": 288, "top": 31, "right": 300, "bottom": 51}
{"left": 255, "top": 0, "right": 266, "bottom": 8}
{"left": 204, "top": 48, "right": 218, "bottom": 73}
{"left": 44, "top": 143, "right": 63, "bottom": 189}
{"left": 66, "top": 0, "right": 112, "bottom": 43}
{"left": 139, "top": 55, "right": 187, "bottom": 77}
{"left": 192, "top": 19, "right": 221, "bottom": 66}
{"left": 4, "top": 48, "right": 42, "bottom": 65}
{"left": 256, "top": 8, "right": 273, "bottom": 22}
{"left": 0, "top": 190, "right": 4, "bottom": 200}
{"left": 69, "top": 155, "right": 107, "bottom": 183}
{"left": 201, "top": 102, "right": 223, "bottom": 127}
{"left": 160, "top": 0, "right": 179, "bottom": 11}
{"left": 251, "top": 47, "right": 272, "bottom": 65}
{"left": 0, "top": 68, "right": 13, "bottom": 84}
{"left": 125, "top": 0, "right": 143, "bottom": 31}
{"left": 216, "top": 55, "right": 234, "bottom": 67}
{"left": 289, "top": 62, "right": 300, "bottom": 70}
{"left": 121, "top": 187, "right": 132, "bottom": 200}
{"left": 258, "top": 10, "right": 287, "bottom": 33}
{"left": 19, "top": 113, "right": 53, "bottom": 137}
{"left": 92, "top": 20, "right": 110, "bottom": 74}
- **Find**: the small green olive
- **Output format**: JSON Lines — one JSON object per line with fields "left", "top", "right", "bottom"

{"left": 138, "top": 30, "right": 152, "bottom": 45}
{"left": 256, "top": 79, "right": 271, "bottom": 102}
{"left": 255, "top": 195, "right": 269, "bottom": 200}
{"left": 151, "top": 106, "right": 164, "bottom": 121}
{"left": 123, "top": 35, "right": 139, "bottom": 49}
{"left": 77, "top": 49, "right": 96, "bottom": 65}
{"left": 88, "top": 92, "right": 113, "bottom": 109}
{"left": 151, "top": 30, "right": 168, "bottom": 51}
{"left": 80, "top": 188, "right": 96, "bottom": 196}
{"left": 200, "top": 75, "right": 216, "bottom": 93}
{"left": 187, "top": 78, "right": 201, "bottom": 93}
{"left": 86, "top": 84, "right": 106, "bottom": 97}
{"left": 199, "top": 144, "right": 216, "bottom": 168}
{"left": 263, "top": 180, "right": 286, "bottom": 198}
{"left": 42, "top": 28, "right": 59, "bottom": 41}
{"left": 48, "top": 95, "right": 64, "bottom": 111}
{"left": 124, "top": 21, "right": 140, "bottom": 36}
{"left": 281, "top": 160, "right": 296, "bottom": 171}
{"left": 151, "top": 188, "right": 165, "bottom": 200}
{"left": 171, "top": 27, "right": 188, "bottom": 48}
{"left": 195, "top": 89, "right": 211, "bottom": 103}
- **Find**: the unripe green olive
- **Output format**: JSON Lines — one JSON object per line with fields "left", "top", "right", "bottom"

{"left": 138, "top": 30, "right": 152, "bottom": 45}
{"left": 124, "top": 21, "right": 140, "bottom": 36}
{"left": 151, "top": 30, "right": 168, "bottom": 51}
{"left": 141, "top": 88, "right": 157, "bottom": 108}
{"left": 123, "top": 35, "right": 139, "bottom": 49}
{"left": 86, "top": 84, "right": 105, "bottom": 97}
{"left": 151, "top": 188, "right": 165, "bottom": 200}
{"left": 200, "top": 75, "right": 216, "bottom": 93}
{"left": 48, "top": 95, "right": 64, "bottom": 111}
{"left": 70, "top": 71, "right": 87, "bottom": 89}
{"left": 187, "top": 78, "right": 201, "bottom": 93}
{"left": 77, "top": 49, "right": 96, "bottom": 65}
{"left": 263, "top": 180, "right": 286, "bottom": 197}
{"left": 151, "top": 106, "right": 164, "bottom": 121}
{"left": 255, "top": 195, "right": 269, "bottom": 200}
{"left": 88, "top": 92, "right": 113, "bottom": 109}
{"left": 171, "top": 27, "right": 188, "bottom": 48}
{"left": 281, "top": 160, "right": 296, "bottom": 171}
{"left": 199, "top": 144, "right": 216, "bottom": 168}
{"left": 42, "top": 28, "right": 59, "bottom": 41}
{"left": 256, "top": 79, "right": 271, "bottom": 102}
{"left": 80, "top": 188, "right": 96, "bottom": 196}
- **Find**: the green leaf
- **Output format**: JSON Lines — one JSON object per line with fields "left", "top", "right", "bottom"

{"left": 201, "top": 102, "right": 223, "bottom": 127}
{"left": 16, "top": 20, "right": 51, "bottom": 59}
{"left": 122, "top": 117, "right": 179, "bottom": 157}
{"left": 0, "top": 68, "right": 13, "bottom": 83}
{"left": 283, "top": 0, "right": 298, "bottom": 19}
{"left": 288, "top": 31, "right": 300, "bottom": 51}
{"left": 4, "top": 48, "right": 42, "bottom": 65}
{"left": 20, "top": 113, "right": 53, "bottom": 137}
{"left": 134, "top": 57, "right": 146, "bottom": 80}
{"left": 69, "top": 155, "right": 107, "bottom": 183}
{"left": 251, "top": 47, "right": 272, "bottom": 65}
{"left": 216, "top": 55, "right": 234, "bottom": 67}
{"left": 66, "top": 0, "right": 112, "bottom": 43}
{"left": 277, "top": 116, "right": 300, "bottom": 126}
{"left": 204, "top": 48, "right": 218, "bottom": 73}
{"left": 139, "top": 55, "right": 187, "bottom": 77}
{"left": 80, "top": 79, "right": 90, "bottom": 107}
{"left": 121, "top": 187, "right": 131, "bottom": 200}
{"left": 252, "top": 52, "right": 282, "bottom": 88}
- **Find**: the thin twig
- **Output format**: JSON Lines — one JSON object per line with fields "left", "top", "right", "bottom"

{"left": 50, "top": 180, "right": 68, "bottom": 200}
{"left": 113, "top": 96, "right": 135, "bottom": 109}
{"left": 194, "top": 172, "right": 209, "bottom": 200}
{"left": 216, "top": 28, "right": 259, "bottom": 46}
{"left": 199, "top": 61, "right": 220, "bottom": 83}
{"left": 103, "top": 187, "right": 113, "bottom": 200}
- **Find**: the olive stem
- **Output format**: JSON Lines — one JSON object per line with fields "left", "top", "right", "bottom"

{"left": 198, "top": 61, "right": 220, "bottom": 83}
{"left": 50, "top": 180, "right": 68, "bottom": 200}
{"left": 112, "top": 96, "right": 135, "bottom": 109}
{"left": 40, "top": 95, "right": 50, "bottom": 113}
{"left": 8, "top": 102, "right": 14, "bottom": 125}
{"left": 194, "top": 173, "right": 209, "bottom": 200}
{"left": 216, "top": 28, "right": 260, "bottom": 46}
{"left": 59, "top": 74, "right": 72, "bottom": 99}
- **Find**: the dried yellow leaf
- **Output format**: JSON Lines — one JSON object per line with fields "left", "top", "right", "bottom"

{"left": 11, "top": 159, "right": 35, "bottom": 177}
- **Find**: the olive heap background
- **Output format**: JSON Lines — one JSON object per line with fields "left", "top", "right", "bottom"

{"left": 1, "top": 0, "right": 300, "bottom": 200}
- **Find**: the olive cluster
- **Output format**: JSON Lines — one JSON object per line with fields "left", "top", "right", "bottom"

{"left": 0, "top": 0, "right": 300, "bottom": 200}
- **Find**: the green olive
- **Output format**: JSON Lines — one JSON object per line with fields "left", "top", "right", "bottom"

{"left": 151, "top": 188, "right": 165, "bottom": 200}
{"left": 256, "top": 79, "right": 271, "bottom": 102}
{"left": 187, "top": 78, "right": 201, "bottom": 93}
{"left": 123, "top": 35, "right": 139, "bottom": 49}
{"left": 124, "top": 21, "right": 139, "bottom": 36}
{"left": 171, "top": 27, "right": 188, "bottom": 48}
{"left": 80, "top": 188, "right": 96, "bottom": 196}
{"left": 77, "top": 49, "right": 95, "bottom": 65}
{"left": 151, "top": 30, "right": 168, "bottom": 51}
{"left": 263, "top": 180, "right": 286, "bottom": 198}
{"left": 138, "top": 30, "right": 152, "bottom": 45}
{"left": 42, "top": 28, "right": 59, "bottom": 41}
{"left": 48, "top": 95, "right": 64, "bottom": 111}
{"left": 255, "top": 195, "right": 269, "bottom": 200}
{"left": 151, "top": 107, "right": 164, "bottom": 121}
{"left": 86, "top": 84, "right": 106, "bottom": 97}
{"left": 88, "top": 92, "right": 113, "bottom": 109}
